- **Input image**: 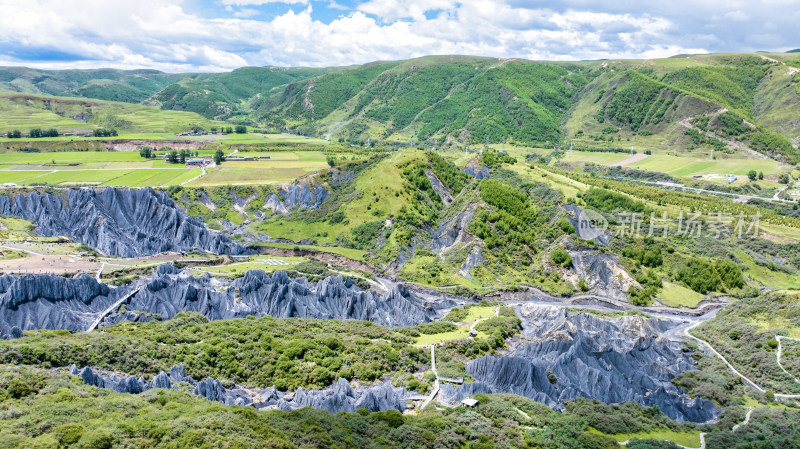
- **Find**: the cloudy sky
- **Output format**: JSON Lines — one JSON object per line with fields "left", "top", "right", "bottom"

{"left": 0, "top": 0, "right": 797, "bottom": 72}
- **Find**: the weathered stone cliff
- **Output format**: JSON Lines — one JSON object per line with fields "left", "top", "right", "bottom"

{"left": 0, "top": 266, "right": 448, "bottom": 335}
{"left": 71, "top": 363, "right": 410, "bottom": 413}
{"left": 264, "top": 179, "right": 328, "bottom": 214}
{"left": 450, "top": 304, "right": 718, "bottom": 422}
{"left": 0, "top": 188, "right": 248, "bottom": 257}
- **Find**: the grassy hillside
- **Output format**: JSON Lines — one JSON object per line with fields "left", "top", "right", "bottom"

{"left": 0, "top": 66, "right": 182, "bottom": 102}
{"left": 256, "top": 56, "right": 594, "bottom": 148}
{"left": 152, "top": 66, "right": 331, "bottom": 119}
{"left": 5, "top": 53, "right": 799, "bottom": 161}
{"left": 0, "top": 90, "right": 217, "bottom": 133}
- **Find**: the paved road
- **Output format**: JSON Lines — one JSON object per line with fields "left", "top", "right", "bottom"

{"left": 602, "top": 175, "right": 795, "bottom": 204}
{"left": 85, "top": 285, "right": 142, "bottom": 332}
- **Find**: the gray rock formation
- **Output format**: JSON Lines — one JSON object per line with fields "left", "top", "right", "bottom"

{"left": 425, "top": 169, "right": 453, "bottom": 205}
{"left": 0, "top": 266, "right": 447, "bottom": 336}
{"left": 566, "top": 250, "right": 639, "bottom": 301}
{"left": 462, "top": 163, "right": 491, "bottom": 179}
{"left": 71, "top": 363, "right": 410, "bottom": 413}
{"left": 0, "top": 188, "right": 249, "bottom": 257}
{"left": 458, "top": 246, "right": 483, "bottom": 279}
{"left": 264, "top": 180, "right": 328, "bottom": 214}
{"left": 288, "top": 378, "right": 409, "bottom": 413}
{"left": 564, "top": 205, "right": 610, "bottom": 246}
{"left": 103, "top": 267, "right": 448, "bottom": 328}
{"left": 429, "top": 206, "right": 477, "bottom": 253}
{"left": 459, "top": 304, "right": 718, "bottom": 422}
{"left": 194, "top": 378, "right": 227, "bottom": 402}
{"left": 0, "top": 273, "right": 123, "bottom": 337}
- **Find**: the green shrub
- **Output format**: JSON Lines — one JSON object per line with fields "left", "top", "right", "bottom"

{"left": 550, "top": 248, "right": 572, "bottom": 268}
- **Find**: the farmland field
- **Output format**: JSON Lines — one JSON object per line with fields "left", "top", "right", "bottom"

{"left": 187, "top": 166, "right": 308, "bottom": 186}
{"left": 560, "top": 150, "right": 785, "bottom": 178}
{"left": 0, "top": 148, "right": 337, "bottom": 187}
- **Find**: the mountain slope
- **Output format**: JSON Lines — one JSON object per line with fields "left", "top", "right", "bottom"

{"left": 0, "top": 66, "right": 183, "bottom": 103}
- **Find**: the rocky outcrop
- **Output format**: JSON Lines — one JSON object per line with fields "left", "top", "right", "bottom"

{"left": 566, "top": 250, "right": 639, "bottom": 301}
{"left": 0, "top": 273, "right": 122, "bottom": 337}
{"left": 458, "top": 246, "right": 483, "bottom": 279}
{"left": 264, "top": 179, "right": 328, "bottom": 214}
{"left": 0, "top": 265, "right": 448, "bottom": 335}
{"left": 70, "top": 365, "right": 168, "bottom": 394}
{"left": 462, "top": 160, "right": 491, "bottom": 179}
{"left": 425, "top": 169, "right": 453, "bottom": 206}
{"left": 429, "top": 206, "right": 477, "bottom": 253}
{"left": 459, "top": 305, "right": 718, "bottom": 422}
{"left": 70, "top": 363, "right": 410, "bottom": 413}
{"left": 99, "top": 266, "right": 448, "bottom": 328}
{"left": 288, "top": 378, "right": 409, "bottom": 413}
{"left": 563, "top": 205, "right": 610, "bottom": 245}
{"left": 0, "top": 188, "right": 248, "bottom": 257}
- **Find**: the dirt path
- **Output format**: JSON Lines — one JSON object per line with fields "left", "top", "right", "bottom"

{"left": 469, "top": 307, "right": 499, "bottom": 334}
{"left": 620, "top": 434, "right": 706, "bottom": 449}
{"left": 610, "top": 153, "right": 649, "bottom": 167}
{"left": 181, "top": 166, "right": 206, "bottom": 186}
{"left": 732, "top": 407, "right": 753, "bottom": 432}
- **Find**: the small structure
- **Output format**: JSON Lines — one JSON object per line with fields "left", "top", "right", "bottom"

{"left": 186, "top": 158, "right": 208, "bottom": 168}
{"left": 461, "top": 398, "right": 479, "bottom": 407}
{"left": 469, "top": 328, "right": 478, "bottom": 338}
{"left": 231, "top": 255, "right": 250, "bottom": 262}
{"left": 87, "top": 256, "right": 96, "bottom": 262}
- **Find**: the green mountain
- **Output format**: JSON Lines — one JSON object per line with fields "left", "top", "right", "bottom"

{"left": 4, "top": 52, "right": 799, "bottom": 160}
{"left": 0, "top": 67, "right": 183, "bottom": 103}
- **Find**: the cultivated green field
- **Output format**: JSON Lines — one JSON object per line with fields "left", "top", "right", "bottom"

{"left": 560, "top": 151, "right": 785, "bottom": 179}
{"left": 413, "top": 306, "right": 496, "bottom": 345}
{"left": 626, "top": 154, "right": 783, "bottom": 177}
{"left": 0, "top": 149, "right": 334, "bottom": 187}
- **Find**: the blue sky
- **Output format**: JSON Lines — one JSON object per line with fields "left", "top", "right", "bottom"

{"left": 0, "top": 0, "right": 798, "bottom": 72}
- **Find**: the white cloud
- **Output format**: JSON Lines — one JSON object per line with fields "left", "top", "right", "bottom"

{"left": 0, "top": 0, "right": 797, "bottom": 72}
{"left": 233, "top": 7, "right": 260, "bottom": 17}
{"left": 221, "top": 0, "right": 307, "bottom": 4}
{"left": 357, "top": 0, "right": 457, "bottom": 21}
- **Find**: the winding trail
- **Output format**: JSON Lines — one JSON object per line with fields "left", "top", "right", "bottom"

{"left": 732, "top": 407, "right": 753, "bottom": 432}
{"left": 326, "top": 267, "right": 388, "bottom": 292}
{"left": 618, "top": 405, "right": 753, "bottom": 448}
{"left": 469, "top": 307, "right": 499, "bottom": 335}
{"left": 684, "top": 323, "right": 800, "bottom": 400}
{"left": 0, "top": 244, "right": 45, "bottom": 257}
{"left": 776, "top": 336, "right": 800, "bottom": 384}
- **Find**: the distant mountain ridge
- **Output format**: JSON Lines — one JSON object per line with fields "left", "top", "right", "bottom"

{"left": 2, "top": 52, "right": 799, "bottom": 158}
